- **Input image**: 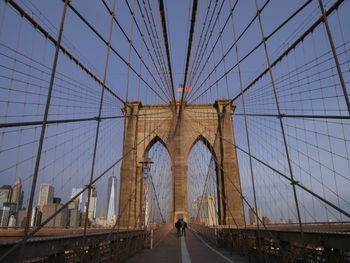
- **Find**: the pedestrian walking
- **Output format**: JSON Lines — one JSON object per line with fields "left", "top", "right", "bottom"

{"left": 180, "top": 219, "right": 187, "bottom": 236}
{"left": 175, "top": 219, "right": 182, "bottom": 236}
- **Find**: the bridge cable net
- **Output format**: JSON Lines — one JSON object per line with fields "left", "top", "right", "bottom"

{"left": 0, "top": 0, "right": 350, "bottom": 262}
{"left": 182, "top": 0, "right": 350, "bottom": 261}
{"left": 0, "top": 0, "right": 175, "bottom": 261}
{"left": 184, "top": 0, "right": 350, "bottom": 261}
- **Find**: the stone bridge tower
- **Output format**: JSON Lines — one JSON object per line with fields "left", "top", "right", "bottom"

{"left": 118, "top": 99, "right": 244, "bottom": 228}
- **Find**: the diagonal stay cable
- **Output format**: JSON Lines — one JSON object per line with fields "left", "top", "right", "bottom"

{"left": 144, "top": 0, "right": 173, "bottom": 94}
{"left": 318, "top": 0, "right": 350, "bottom": 114}
{"left": 230, "top": 0, "right": 345, "bottom": 104}
{"left": 123, "top": 0, "right": 173, "bottom": 100}
{"left": 5, "top": 0, "right": 127, "bottom": 107}
{"left": 158, "top": 0, "right": 176, "bottom": 104}
{"left": 0, "top": 125, "right": 161, "bottom": 262}
{"left": 189, "top": 112, "right": 350, "bottom": 220}
{"left": 187, "top": 0, "right": 271, "bottom": 102}
{"left": 232, "top": 113, "right": 350, "bottom": 120}
{"left": 188, "top": 0, "right": 315, "bottom": 103}
{"left": 82, "top": 0, "right": 120, "bottom": 251}
{"left": 101, "top": 0, "right": 172, "bottom": 102}
{"left": 186, "top": 0, "right": 228, "bottom": 99}
{"left": 18, "top": 1, "right": 70, "bottom": 260}
{"left": 65, "top": 0, "right": 170, "bottom": 103}
{"left": 149, "top": 173, "right": 166, "bottom": 223}
{"left": 0, "top": 110, "right": 173, "bottom": 129}
{"left": 185, "top": 115, "right": 283, "bottom": 255}
{"left": 134, "top": 0, "right": 172, "bottom": 98}
{"left": 188, "top": 0, "right": 239, "bottom": 92}
{"left": 180, "top": 0, "right": 198, "bottom": 110}
{"left": 186, "top": 0, "right": 217, "bottom": 89}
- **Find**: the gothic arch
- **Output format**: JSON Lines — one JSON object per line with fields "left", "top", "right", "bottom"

{"left": 144, "top": 135, "right": 170, "bottom": 157}
{"left": 187, "top": 134, "right": 217, "bottom": 163}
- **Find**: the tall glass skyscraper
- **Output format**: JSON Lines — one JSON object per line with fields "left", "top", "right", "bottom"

{"left": 106, "top": 176, "right": 117, "bottom": 224}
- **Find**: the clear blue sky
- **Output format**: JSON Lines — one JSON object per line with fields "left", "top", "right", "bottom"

{"left": 0, "top": 0, "right": 349, "bottom": 223}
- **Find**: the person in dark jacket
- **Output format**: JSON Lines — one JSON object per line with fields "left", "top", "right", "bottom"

{"left": 180, "top": 219, "right": 187, "bottom": 236}
{"left": 175, "top": 219, "right": 182, "bottom": 236}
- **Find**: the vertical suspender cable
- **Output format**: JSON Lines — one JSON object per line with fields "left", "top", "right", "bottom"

{"left": 254, "top": 0, "right": 305, "bottom": 244}
{"left": 18, "top": 0, "right": 69, "bottom": 261}
{"left": 318, "top": 0, "right": 350, "bottom": 115}
{"left": 82, "top": 0, "right": 117, "bottom": 251}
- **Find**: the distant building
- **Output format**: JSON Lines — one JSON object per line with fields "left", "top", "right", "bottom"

{"left": 68, "top": 198, "right": 80, "bottom": 227}
{"left": 249, "top": 208, "right": 263, "bottom": 225}
{"left": 0, "top": 207, "right": 10, "bottom": 227}
{"left": 107, "top": 176, "right": 117, "bottom": 225}
{"left": 95, "top": 217, "right": 107, "bottom": 227}
{"left": 8, "top": 215, "right": 16, "bottom": 227}
{"left": 262, "top": 216, "right": 272, "bottom": 224}
{"left": 71, "top": 188, "right": 83, "bottom": 211}
{"left": 87, "top": 187, "right": 97, "bottom": 221}
{"left": 108, "top": 215, "right": 117, "bottom": 226}
{"left": 0, "top": 202, "right": 17, "bottom": 227}
{"left": 80, "top": 212, "right": 90, "bottom": 227}
{"left": 277, "top": 218, "right": 286, "bottom": 224}
{"left": 53, "top": 197, "right": 61, "bottom": 204}
{"left": 16, "top": 210, "right": 27, "bottom": 227}
{"left": 68, "top": 208, "right": 80, "bottom": 227}
{"left": 41, "top": 203, "right": 68, "bottom": 227}
{"left": 0, "top": 185, "right": 12, "bottom": 208}
{"left": 99, "top": 207, "right": 107, "bottom": 219}
{"left": 193, "top": 194, "right": 218, "bottom": 226}
{"left": 4, "top": 202, "right": 17, "bottom": 213}
{"left": 30, "top": 207, "right": 41, "bottom": 227}
{"left": 10, "top": 178, "right": 23, "bottom": 212}
{"left": 38, "top": 184, "right": 54, "bottom": 208}
{"left": 143, "top": 183, "right": 149, "bottom": 226}
{"left": 68, "top": 199, "right": 79, "bottom": 210}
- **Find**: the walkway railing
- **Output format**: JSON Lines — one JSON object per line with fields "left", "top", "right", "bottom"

{"left": 144, "top": 223, "right": 173, "bottom": 249}
{"left": 190, "top": 223, "right": 350, "bottom": 262}
{"left": 0, "top": 224, "right": 172, "bottom": 262}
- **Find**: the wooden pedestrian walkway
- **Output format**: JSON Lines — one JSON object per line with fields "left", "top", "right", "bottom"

{"left": 126, "top": 229, "right": 249, "bottom": 263}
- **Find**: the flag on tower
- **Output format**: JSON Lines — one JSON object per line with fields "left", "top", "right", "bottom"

{"left": 178, "top": 84, "right": 192, "bottom": 93}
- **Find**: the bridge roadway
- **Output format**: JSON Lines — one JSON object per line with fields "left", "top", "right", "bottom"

{"left": 127, "top": 228, "right": 248, "bottom": 263}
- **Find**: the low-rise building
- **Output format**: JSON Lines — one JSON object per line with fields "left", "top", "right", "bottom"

{"left": 41, "top": 203, "right": 68, "bottom": 227}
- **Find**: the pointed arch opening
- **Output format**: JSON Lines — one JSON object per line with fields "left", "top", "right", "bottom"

{"left": 142, "top": 136, "right": 173, "bottom": 225}
{"left": 187, "top": 135, "right": 219, "bottom": 226}
{"left": 144, "top": 135, "right": 170, "bottom": 157}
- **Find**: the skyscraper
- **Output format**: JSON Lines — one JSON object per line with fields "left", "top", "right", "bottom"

{"left": 0, "top": 185, "right": 12, "bottom": 209}
{"left": 192, "top": 194, "right": 218, "bottom": 226}
{"left": 70, "top": 188, "right": 83, "bottom": 211}
{"left": 87, "top": 186, "right": 97, "bottom": 221}
{"left": 0, "top": 206, "right": 10, "bottom": 227}
{"left": 38, "top": 184, "right": 54, "bottom": 208}
{"left": 106, "top": 176, "right": 117, "bottom": 224}
{"left": 11, "top": 178, "right": 23, "bottom": 211}
{"left": 249, "top": 208, "right": 263, "bottom": 225}
{"left": 68, "top": 193, "right": 80, "bottom": 227}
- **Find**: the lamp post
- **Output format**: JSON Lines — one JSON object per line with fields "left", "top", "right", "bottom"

{"left": 139, "top": 157, "right": 153, "bottom": 178}
{"left": 139, "top": 157, "right": 153, "bottom": 228}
